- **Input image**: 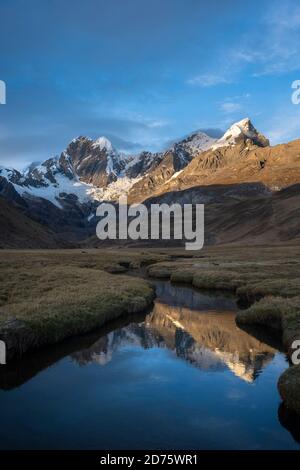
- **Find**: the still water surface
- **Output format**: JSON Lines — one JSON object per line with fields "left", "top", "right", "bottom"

{"left": 0, "top": 281, "right": 300, "bottom": 449}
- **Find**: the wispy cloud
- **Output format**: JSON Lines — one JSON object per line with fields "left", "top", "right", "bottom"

{"left": 219, "top": 101, "right": 242, "bottom": 114}
{"left": 187, "top": 0, "right": 300, "bottom": 86}
{"left": 232, "top": 1, "right": 300, "bottom": 76}
{"left": 218, "top": 93, "right": 251, "bottom": 115}
{"left": 266, "top": 106, "right": 300, "bottom": 144}
{"left": 146, "top": 119, "right": 169, "bottom": 128}
{"left": 186, "top": 74, "right": 231, "bottom": 87}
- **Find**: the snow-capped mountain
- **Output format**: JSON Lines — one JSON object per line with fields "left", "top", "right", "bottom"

{"left": 212, "top": 117, "right": 269, "bottom": 150}
{"left": 0, "top": 120, "right": 283, "bottom": 223}
{"left": 0, "top": 127, "right": 221, "bottom": 240}
{"left": 0, "top": 128, "right": 218, "bottom": 209}
{"left": 65, "top": 136, "right": 129, "bottom": 186}
{"left": 1, "top": 117, "right": 300, "bottom": 247}
{"left": 131, "top": 117, "right": 300, "bottom": 208}
{"left": 171, "top": 130, "right": 217, "bottom": 155}
{"left": 1, "top": 135, "right": 135, "bottom": 209}
{"left": 127, "top": 119, "right": 272, "bottom": 203}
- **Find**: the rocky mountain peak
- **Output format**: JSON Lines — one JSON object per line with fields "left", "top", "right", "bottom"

{"left": 212, "top": 118, "right": 269, "bottom": 150}
{"left": 92, "top": 136, "right": 114, "bottom": 153}
{"left": 166, "top": 130, "right": 217, "bottom": 158}
{"left": 175, "top": 130, "right": 217, "bottom": 155}
{"left": 61, "top": 135, "right": 126, "bottom": 187}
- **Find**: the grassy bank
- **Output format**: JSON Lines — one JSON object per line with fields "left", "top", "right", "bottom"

{"left": 1, "top": 245, "right": 300, "bottom": 414}
{"left": 147, "top": 246, "right": 300, "bottom": 303}
{"left": 236, "top": 295, "right": 300, "bottom": 415}
{"left": 0, "top": 249, "right": 160, "bottom": 359}
{"left": 236, "top": 296, "right": 300, "bottom": 350}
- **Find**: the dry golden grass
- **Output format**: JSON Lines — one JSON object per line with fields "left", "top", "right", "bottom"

{"left": 1, "top": 244, "right": 300, "bottom": 413}
{"left": 0, "top": 249, "right": 164, "bottom": 358}
{"left": 237, "top": 296, "right": 300, "bottom": 342}
{"left": 146, "top": 244, "right": 300, "bottom": 301}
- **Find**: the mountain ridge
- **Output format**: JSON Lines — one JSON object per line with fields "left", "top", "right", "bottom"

{"left": 0, "top": 125, "right": 222, "bottom": 211}
{"left": 1, "top": 118, "right": 300, "bottom": 247}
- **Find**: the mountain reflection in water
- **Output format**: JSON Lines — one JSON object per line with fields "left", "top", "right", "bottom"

{"left": 1, "top": 281, "right": 299, "bottom": 450}
{"left": 71, "top": 297, "right": 275, "bottom": 383}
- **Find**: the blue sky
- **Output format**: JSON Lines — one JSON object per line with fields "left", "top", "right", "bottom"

{"left": 1, "top": 0, "right": 300, "bottom": 168}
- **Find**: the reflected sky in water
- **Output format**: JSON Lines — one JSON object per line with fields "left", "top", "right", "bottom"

{"left": 0, "top": 281, "right": 299, "bottom": 450}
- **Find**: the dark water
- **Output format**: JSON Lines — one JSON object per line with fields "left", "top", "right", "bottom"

{"left": 0, "top": 281, "right": 300, "bottom": 450}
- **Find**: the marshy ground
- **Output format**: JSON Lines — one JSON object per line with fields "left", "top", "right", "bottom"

{"left": 0, "top": 243, "right": 299, "bottom": 414}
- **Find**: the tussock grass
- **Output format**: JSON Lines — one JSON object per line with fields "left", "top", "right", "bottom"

{"left": 170, "top": 269, "right": 195, "bottom": 284}
{"left": 1, "top": 245, "right": 300, "bottom": 412}
{"left": 192, "top": 271, "right": 245, "bottom": 291}
{"left": 146, "top": 246, "right": 300, "bottom": 302}
{"left": 237, "top": 279, "right": 300, "bottom": 302}
{"left": 236, "top": 296, "right": 300, "bottom": 347}
{"left": 237, "top": 296, "right": 293, "bottom": 331}
{"left": 147, "top": 263, "right": 176, "bottom": 279}
{"left": 278, "top": 365, "right": 300, "bottom": 415}
{"left": 0, "top": 250, "right": 158, "bottom": 359}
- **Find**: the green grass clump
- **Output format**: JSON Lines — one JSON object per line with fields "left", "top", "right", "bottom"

{"left": 278, "top": 365, "right": 300, "bottom": 415}
{"left": 192, "top": 271, "right": 245, "bottom": 291}
{"left": 0, "top": 266, "right": 154, "bottom": 359}
{"left": 1, "top": 245, "right": 300, "bottom": 413}
{"left": 170, "top": 269, "right": 195, "bottom": 284}
{"left": 147, "top": 263, "right": 174, "bottom": 279}
{"left": 237, "top": 278, "right": 300, "bottom": 302}
{"left": 236, "top": 296, "right": 286, "bottom": 331}
{"left": 236, "top": 296, "right": 300, "bottom": 348}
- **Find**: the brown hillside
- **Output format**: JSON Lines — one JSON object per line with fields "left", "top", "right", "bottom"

{"left": 0, "top": 197, "right": 61, "bottom": 248}
{"left": 128, "top": 139, "right": 300, "bottom": 203}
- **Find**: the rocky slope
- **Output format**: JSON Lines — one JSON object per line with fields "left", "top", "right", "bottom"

{"left": 87, "top": 183, "right": 300, "bottom": 247}
{"left": 0, "top": 128, "right": 217, "bottom": 242}
{"left": 0, "top": 196, "right": 64, "bottom": 248}
{"left": 0, "top": 117, "right": 300, "bottom": 246}
{"left": 0, "top": 128, "right": 215, "bottom": 208}
{"left": 128, "top": 118, "right": 300, "bottom": 203}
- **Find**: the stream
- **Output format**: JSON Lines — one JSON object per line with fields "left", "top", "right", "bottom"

{"left": 0, "top": 281, "right": 299, "bottom": 449}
